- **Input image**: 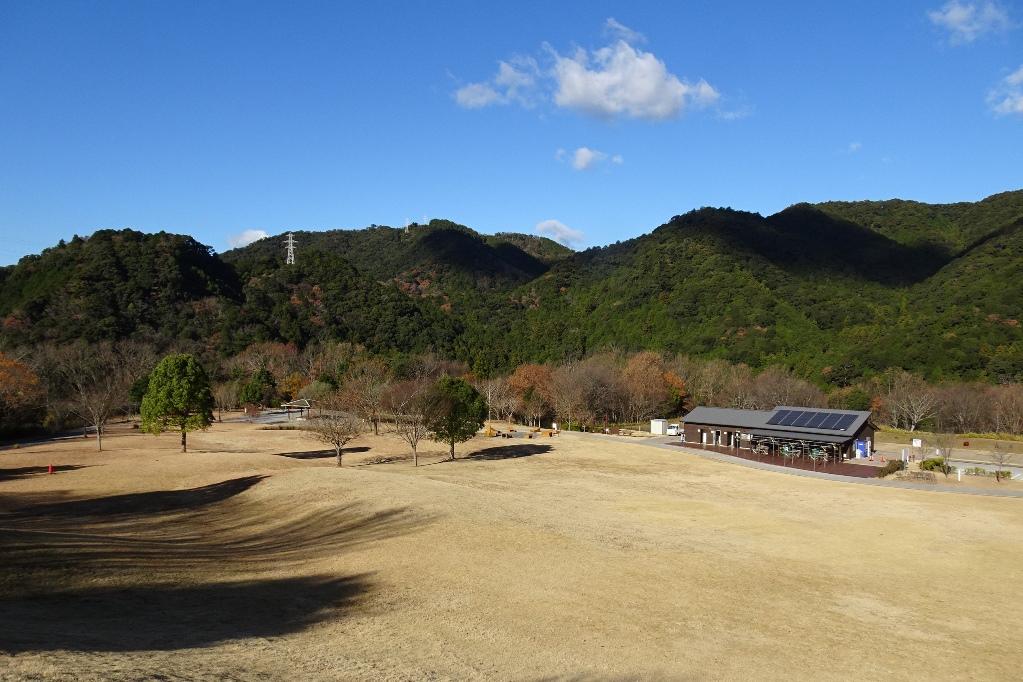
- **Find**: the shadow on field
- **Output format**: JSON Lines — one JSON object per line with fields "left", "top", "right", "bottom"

{"left": 0, "top": 475, "right": 431, "bottom": 652}
{"left": 465, "top": 444, "right": 552, "bottom": 461}
{"left": 0, "top": 465, "right": 90, "bottom": 482}
{"left": 277, "top": 446, "right": 370, "bottom": 460}
{"left": 8, "top": 475, "right": 267, "bottom": 517}
{"left": 0, "top": 574, "right": 370, "bottom": 653}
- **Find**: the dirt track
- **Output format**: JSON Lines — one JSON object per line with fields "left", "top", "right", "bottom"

{"left": 1, "top": 419, "right": 1022, "bottom": 680}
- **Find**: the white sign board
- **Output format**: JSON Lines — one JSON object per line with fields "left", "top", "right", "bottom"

{"left": 911, "top": 438, "right": 922, "bottom": 448}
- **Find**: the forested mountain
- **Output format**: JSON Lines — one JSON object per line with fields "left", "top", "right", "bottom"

{"left": 1, "top": 191, "right": 1021, "bottom": 386}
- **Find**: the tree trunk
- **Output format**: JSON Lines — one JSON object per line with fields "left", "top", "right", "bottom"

{"left": 373, "top": 418, "right": 379, "bottom": 436}
{"left": 336, "top": 446, "right": 343, "bottom": 467}
{"left": 413, "top": 444, "right": 418, "bottom": 467}
{"left": 181, "top": 429, "right": 187, "bottom": 453}
{"left": 96, "top": 424, "right": 103, "bottom": 452}
{"left": 450, "top": 440, "right": 455, "bottom": 461}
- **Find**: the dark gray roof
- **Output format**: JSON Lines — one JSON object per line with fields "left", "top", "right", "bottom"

{"left": 683, "top": 405, "right": 871, "bottom": 442}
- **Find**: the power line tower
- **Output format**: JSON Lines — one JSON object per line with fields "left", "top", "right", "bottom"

{"left": 284, "top": 232, "right": 296, "bottom": 265}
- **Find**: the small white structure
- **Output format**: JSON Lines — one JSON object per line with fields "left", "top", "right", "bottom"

{"left": 650, "top": 419, "right": 667, "bottom": 435}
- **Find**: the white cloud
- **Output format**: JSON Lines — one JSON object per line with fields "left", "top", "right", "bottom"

{"left": 552, "top": 41, "right": 718, "bottom": 120}
{"left": 847, "top": 141, "right": 863, "bottom": 153}
{"left": 453, "top": 20, "right": 720, "bottom": 121}
{"left": 604, "top": 17, "right": 646, "bottom": 44}
{"left": 556, "top": 146, "right": 623, "bottom": 170}
{"left": 572, "top": 146, "right": 605, "bottom": 170}
{"left": 535, "top": 219, "right": 584, "bottom": 247}
{"left": 988, "top": 64, "right": 1023, "bottom": 115}
{"left": 228, "top": 229, "right": 269, "bottom": 248}
{"left": 928, "top": 1, "right": 1013, "bottom": 44}
{"left": 454, "top": 58, "right": 538, "bottom": 109}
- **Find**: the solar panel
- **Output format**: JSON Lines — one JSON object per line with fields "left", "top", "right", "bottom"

{"left": 834, "top": 414, "right": 858, "bottom": 431}
{"left": 806, "top": 412, "right": 830, "bottom": 428}
{"left": 818, "top": 413, "right": 844, "bottom": 430}
{"left": 766, "top": 409, "right": 792, "bottom": 426}
{"left": 779, "top": 410, "right": 804, "bottom": 426}
{"left": 791, "top": 411, "right": 817, "bottom": 427}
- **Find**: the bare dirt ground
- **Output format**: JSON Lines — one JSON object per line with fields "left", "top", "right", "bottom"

{"left": 2, "top": 418, "right": 1022, "bottom": 681}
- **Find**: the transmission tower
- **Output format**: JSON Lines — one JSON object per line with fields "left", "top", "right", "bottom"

{"left": 284, "top": 232, "right": 297, "bottom": 265}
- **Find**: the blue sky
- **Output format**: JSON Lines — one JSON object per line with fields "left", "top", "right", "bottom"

{"left": 1, "top": 0, "right": 1021, "bottom": 263}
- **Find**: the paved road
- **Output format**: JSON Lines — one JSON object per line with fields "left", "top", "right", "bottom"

{"left": 560, "top": 431, "right": 1023, "bottom": 499}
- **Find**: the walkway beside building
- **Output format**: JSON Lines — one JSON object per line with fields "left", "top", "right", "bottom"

{"left": 559, "top": 430, "right": 1023, "bottom": 499}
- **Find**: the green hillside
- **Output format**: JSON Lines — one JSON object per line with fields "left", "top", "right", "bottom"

{"left": 1, "top": 191, "right": 1021, "bottom": 385}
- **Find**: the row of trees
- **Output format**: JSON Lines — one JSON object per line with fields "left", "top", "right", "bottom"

{"left": 5, "top": 339, "right": 1023, "bottom": 443}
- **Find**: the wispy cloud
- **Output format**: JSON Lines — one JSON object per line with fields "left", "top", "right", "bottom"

{"left": 847, "top": 141, "right": 863, "bottom": 153}
{"left": 535, "top": 219, "right": 584, "bottom": 247}
{"left": 228, "top": 229, "right": 269, "bottom": 248}
{"left": 928, "top": 1, "right": 1013, "bottom": 44}
{"left": 604, "top": 17, "right": 646, "bottom": 44}
{"left": 454, "top": 58, "right": 539, "bottom": 108}
{"left": 454, "top": 19, "right": 721, "bottom": 122}
{"left": 988, "top": 64, "right": 1023, "bottom": 115}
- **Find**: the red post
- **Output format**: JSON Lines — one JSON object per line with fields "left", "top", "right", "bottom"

{"left": 48, "top": 464, "right": 54, "bottom": 474}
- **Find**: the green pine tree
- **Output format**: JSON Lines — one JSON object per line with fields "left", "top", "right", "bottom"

{"left": 427, "top": 375, "right": 487, "bottom": 461}
{"left": 141, "top": 353, "right": 215, "bottom": 452}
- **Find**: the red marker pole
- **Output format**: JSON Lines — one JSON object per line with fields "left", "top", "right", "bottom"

{"left": 48, "top": 464, "right": 54, "bottom": 474}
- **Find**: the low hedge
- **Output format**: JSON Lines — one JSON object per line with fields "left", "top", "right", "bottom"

{"left": 877, "top": 460, "right": 906, "bottom": 478}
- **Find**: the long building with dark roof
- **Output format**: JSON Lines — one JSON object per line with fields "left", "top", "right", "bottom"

{"left": 682, "top": 405, "right": 875, "bottom": 460}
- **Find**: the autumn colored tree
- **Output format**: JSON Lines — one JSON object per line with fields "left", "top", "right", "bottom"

{"left": 0, "top": 352, "right": 44, "bottom": 430}
{"left": 508, "top": 363, "right": 553, "bottom": 427}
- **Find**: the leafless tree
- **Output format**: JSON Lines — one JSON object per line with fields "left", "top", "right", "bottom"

{"left": 212, "top": 381, "right": 239, "bottom": 421}
{"left": 548, "top": 362, "right": 587, "bottom": 430}
{"left": 57, "top": 342, "right": 131, "bottom": 451}
{"left": 305, "top": 394, "right": 363, "bottom": 467}
{"left": 937, "top": 382, "right": 991, "bottom": 434}
{"left": 992, "top": 384, "right": 1023, "bottom": 435}
{"left": 340, "top": 359, "right": 390, "bottom": 435}
{"left": 751, "top": 366, "right": 826, "bottom": 410}
{"left": 622, "top": 351, "right": 671, "bottom": 423}
{"left": 491, "top": 376, "right": 518, "bottom": 424}
{"left": 886, "top": 369, "right": 938, "bottom": 432}
{"left": 386, "top": 378, "right": 433, "bottom": 466}
{"left": 990, "top": 442, "right": 1016, "bottom": 483}
{"left": 929, "top": 432, "right": 957, "bottom": 478}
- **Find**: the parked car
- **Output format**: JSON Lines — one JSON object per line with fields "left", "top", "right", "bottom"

{"left": 666, "top": 424, "right": 681, "bottom": 436}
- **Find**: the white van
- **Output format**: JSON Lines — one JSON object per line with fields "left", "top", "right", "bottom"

{"left": 666, "top": 423, "right": 680, "bottom": 436}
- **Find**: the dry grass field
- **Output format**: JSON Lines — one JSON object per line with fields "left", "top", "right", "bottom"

{"left": 2, "top": 418, "right": 1022, "bottom": 680}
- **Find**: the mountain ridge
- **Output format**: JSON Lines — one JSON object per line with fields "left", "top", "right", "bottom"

{"left": 2, "top": 190, "right": 1021, "bottom": 384}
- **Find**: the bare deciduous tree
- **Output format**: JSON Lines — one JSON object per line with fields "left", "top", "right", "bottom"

{"left": 990, "top": 442, "right": 1016, "bottom": 483}
{"left": 387, "top": 378, "right": 433, "bottom": 466}
{"left": 929, "top": 432, "right": 958, "bottom": 478}
{"left": 212, "top": 381, "right": 239, "bottom": 421}
{"left": 340, "top": 359, "right": 390, "bottom": 435}
{"left": 57, "top": 342, "right": 131, "bottom": 451}
{"left": 886, "top": 369, "right": 939, "bottom": 432}
{"left": 306, "top": 395, "right": 363, "bottom": 467}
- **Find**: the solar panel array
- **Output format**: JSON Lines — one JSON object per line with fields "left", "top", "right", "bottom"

{"left": 766, "top": 409, "right": 859, "bottom": 431}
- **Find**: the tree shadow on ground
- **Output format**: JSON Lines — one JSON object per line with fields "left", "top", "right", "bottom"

{"left": 276, "top": 447, "right": 370, "bottom": 460}
{"left": 0, "top": 573, "right": 371, "bottom": 653}
{"left": 0, "top": 465, "right": 90, "bottom": 482}
{"left": 0, "top": 475, "right": 432, "bottom": 652}
{"left": 7, "top": 475, "right": 267, "bottom": 518}
{"left": 464, "top": 444, "right": 552, "bottom": 461}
